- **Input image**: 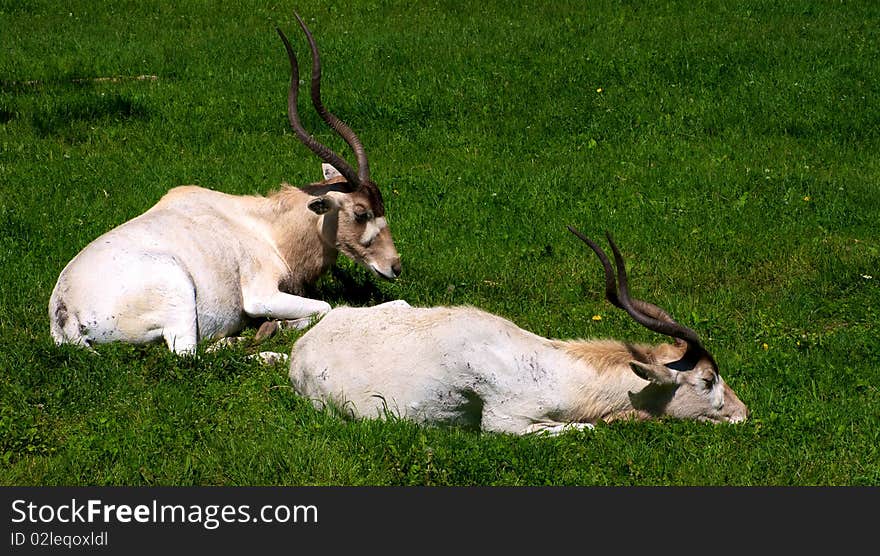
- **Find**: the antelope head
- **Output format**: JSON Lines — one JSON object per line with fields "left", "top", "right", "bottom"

{"left": 277, "top": 14, "right": 401, "bottom": 281}
{"left": 569, "top": 227, "right": 748, "bottom": 423}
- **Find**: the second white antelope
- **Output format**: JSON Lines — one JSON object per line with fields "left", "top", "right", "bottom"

{"left": 49, "top": 14, "right": 401, "bottom": 354}
{"left": 289, "top": 228, "right": 748, "bottom": 435}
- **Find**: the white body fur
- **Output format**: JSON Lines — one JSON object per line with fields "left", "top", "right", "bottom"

{"left": 289, "top": 301, "right": 748, "bottom": 435}
{"left": 49, "top": 169, "right": 399, "bottom": 354}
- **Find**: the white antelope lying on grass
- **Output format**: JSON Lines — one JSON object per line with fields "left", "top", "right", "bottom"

{"left": 49, "top": 14, "right": 401, "bottom": 354}
{"left": 289, "top": 228, "right": 748, "bottom": 435}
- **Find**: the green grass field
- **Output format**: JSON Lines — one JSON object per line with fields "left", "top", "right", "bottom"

{"left": 1, "top": 0, "right": 878, "bottom": 485}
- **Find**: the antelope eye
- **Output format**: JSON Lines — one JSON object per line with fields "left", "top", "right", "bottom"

{"left": 354, "top": 209, "right": 372, "bottom": 224}
{"left": 702, "top": 377, "right": 716, "bottom": 390}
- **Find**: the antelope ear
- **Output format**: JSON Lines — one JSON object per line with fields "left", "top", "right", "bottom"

{"left": 308, "top": 191, "right": 345, "bottom": 215}
{"left": 322, "top": 163, "right": 343, "bottom": 180}
{"left": 307, "top": 196, "right": 335, "bottom": 215}
{"left": 629, "top": 362, "right": 677, "bottom": 385}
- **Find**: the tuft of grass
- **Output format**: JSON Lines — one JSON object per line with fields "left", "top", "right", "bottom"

{"left": 1, "top": 0, "right": 878, "bottom": 485}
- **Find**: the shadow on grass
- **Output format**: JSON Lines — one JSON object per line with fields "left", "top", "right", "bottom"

{"left": 310, "top": 265, "right": 398, "bottom": 307}
{"left": 30, "top": 92, "right": 149, "bottom": 140}
{"left": 1, "top": 74, "right": 152, "bottom": 140}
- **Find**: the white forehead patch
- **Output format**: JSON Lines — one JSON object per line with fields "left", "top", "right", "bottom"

{"left": 711, "top": 376, "right": 725, "bottom": 410}
{"left": 360, "top": 217, "right": 387, "bottom": 246}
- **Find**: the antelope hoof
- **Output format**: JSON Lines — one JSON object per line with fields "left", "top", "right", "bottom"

{"left": 276, "top": 317, "right": 316, "bottom": 331}
{"left": 253, "top": 320, "right": 281, "bottom": 343}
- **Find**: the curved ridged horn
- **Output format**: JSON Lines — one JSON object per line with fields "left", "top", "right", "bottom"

{"left": 275, "top": 24, "right": 359, "bottom": 187}
{"left": 294, "top": 12, "right": 371, "bottom": 185}
{"left": 568, "top": 226, "right": 704, "bottom": 351}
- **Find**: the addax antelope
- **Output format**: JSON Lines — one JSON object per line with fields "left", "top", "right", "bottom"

{"left": 288, "top": 228, "right": 748, "bottom": 435}
{"left": 49, "top": 13, "right": 400, "bottom": 354}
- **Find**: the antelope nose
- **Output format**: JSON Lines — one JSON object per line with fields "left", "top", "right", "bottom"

{"left": 391, "top": 260, "right": 402, "bottom": 278}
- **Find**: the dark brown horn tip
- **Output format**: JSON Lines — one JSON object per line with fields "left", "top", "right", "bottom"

{"left": 567, "top": 225, "right": 604, "bottom": 253}
{"left": 566, "top": 225, "right": 588, "bottom": 242}
{"left": 275, "top": 25, "right": 287, "bottom": 41}
{"left": 603, "top": 231, "right": 618, "bottom": 250}
{"left": 567, "top": 225, "right": 609, "bottom": 250}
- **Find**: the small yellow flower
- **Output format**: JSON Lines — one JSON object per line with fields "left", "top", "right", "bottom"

{"left": 592, "top": 315, "right": 602, "bottom": 321}
{"left": 803, "top": 196, "right": 811, "bottom": 202}
{"left": 596, "top": 87, "right": 603, "bottom": 93}
{"left": 762, "top": 343, "right": 769, "bottom": 350}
